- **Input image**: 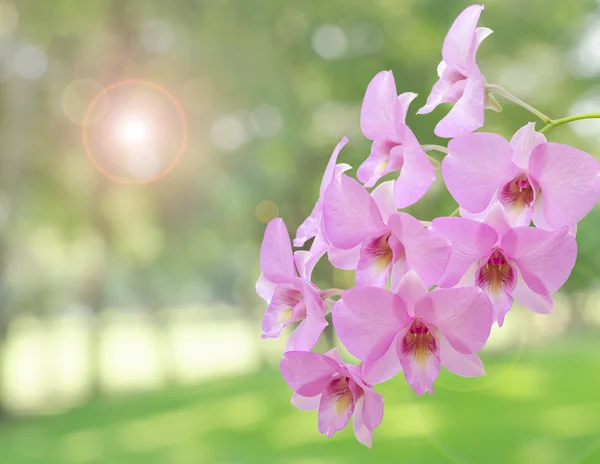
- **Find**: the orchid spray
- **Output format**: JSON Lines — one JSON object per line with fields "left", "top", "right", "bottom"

{"left": 256, "top": 4, "right": 600, "bottom": 447}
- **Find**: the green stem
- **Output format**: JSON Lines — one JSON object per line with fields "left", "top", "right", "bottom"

{"left": 485, "top": 84, "right": 552, "bottom": 124}
{"left": 449, "top": 207, "right": 460, "bottom": 217}
{"left": 320, "top": 288, "right": 344, "bottom": 299}
{"left": 539, "top": 113, "right": 600, "bottom": 134}
{"left": 422, "top": 144, "right": 448, "bottom": 154}
{"left": 421, "top": 144, "right": 447, "bottom": 169}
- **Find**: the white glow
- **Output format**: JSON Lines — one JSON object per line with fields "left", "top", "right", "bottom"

{"left": 118, "top": 117, "right": 150, "bottom": 146}
{"left": 12, "top": 44, "right": 47, "bottom": 80}
{"left": 312, "top": 24, "right": 348, "bottom": 60}
{"left": 210, "top": 115, "right": 246, "bottom": 152}
{"left": 139, "top": 19, "right": 174, "bottom": 54}
{"left": 250, "top": 104, "right": 283, "bottom": 138}
{"left": 571, "top": 15, "right": 600, "bottom": 78}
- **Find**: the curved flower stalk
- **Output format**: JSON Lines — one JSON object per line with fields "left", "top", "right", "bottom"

{"left": 254, "top": 2, "right": 600, "bottom": 448}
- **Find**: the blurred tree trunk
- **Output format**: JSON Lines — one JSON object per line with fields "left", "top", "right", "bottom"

{"left": 83, "top": 0, "right": 137, "bottom": 397}
{"left": 0, "top": 77, "right": 36, "bottom": 420}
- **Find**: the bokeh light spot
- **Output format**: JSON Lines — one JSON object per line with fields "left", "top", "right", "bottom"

{"left": 82, "top": 80, "right": 187, "bottom": 184}
{"left": 11, "top": 44, "right": 47, "bottom": 80}
{"left": 250, "top": 104, "right": 283, "bottom": 138}
{"left": 311, "top": 24, "right": 348, "bottom": 60}
{"left": 118, "top": 115, "right": 150, "bottom": 146}
{"left": 255, "top": 200, "right": 279, "bottom": 224}
{"left": 210, "top": 115, "right": 246, "bottom": 152}
{"left": 139, "top": 19, "right": 175, "bottom": 54}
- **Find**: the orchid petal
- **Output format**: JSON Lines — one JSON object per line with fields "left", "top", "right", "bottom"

{"left": 501, "top": 226, "right": 577, "bottom": 295}
{"left": 431, "top": 217, "right": 497, "bottom": 288}
{"left": 318, "top": 377, "right": 355, "bottom": 438}
{"left": 357, "top": 141, "right": 395, "bottom": 188}
{"left": 482, "top": 201, "right": 513, "bottom": 238}
{"left": 417, "top": 74, "right": 454, "bottom": 114}
{"left": 323, "top": 174, "right": 385, "bottom": 249}
{"left": 484, "top": 285, "right": 514, "bottom": 327}
{"left": 392, "top": 270, "right": 428, "bottom": 316}
{"left": 510, "top": 122, "right": 546, "bottom": 169}
{"left": 256, "top": 273, "right": 277, "bottom": 302}
{"left": 285, "top": 308, "right": 328, "bottom": 352}
{"left": 512, "top": 268, "right": 554, "bottom": 315}
{"left": 438, "top": 332, "right": 485, "bottom": 377}
{"left": 361, "top": 71, "right": 398, "bottom": 141}
{"left": 393, "top": 129, "right": 436, "bottom": 208}
{"left": 442, "top": 4, "right": 485, "bottom": 71}
{"left": 388, "top": 212, "right": 451, "bottom": 288}
{"left": 473, "top": 27, "right": 493, "bottom": 57}
{"left": 356, "top": 233, "right": 394, "bottom": 288}
{"left": 444, "top": 133, "right": 518, "bottom": 213}
{"left": 291, "top": 393, "right": 321, "bottom": 411}
{"left": 397, "top": 326, "right": 440, "bottom": 396}
{"left": 362, "top": 333, "right": 402, "bottom": 384}
{"left": 352, "top": 396, "right": 372, "bottom": 447}
{"left": 396, "top": 92, "right": 418, "bottom": 124}
{"left": 280, "top": 351, "right": 339, "bottom": 397}
{"left": 260, "top": 218, "right": 295, "bottom": 283}
{"left": 529, "top": 142, "right": 600, "bottom": 229}
{"left": 328, "top": 244, "right": 361, "bottom": 270}
{"left": 334, "top": 287, "right": 410, "bottom": 361}
{"left": 362, "top": 387, "right": 384, "bottom": 431}
{"left": 294, "top": 137, "right": 351, "bottom": 247}
{"left": 434, "top": 65, "right": 485, "bottom": 138}
{"left": 415, "top": 286, "right": 493, "bottom": 354}
{"left": 299, "top": 233, "right": 328, "bottom": 280}
{"left": 324, "top": 348, "right": 346, "bottom": 366}
{"left": 371, "top": 181, "right": 397, "bottom": 223}
{"left": 262, "top": 283, "right": 303, "bottom": 339}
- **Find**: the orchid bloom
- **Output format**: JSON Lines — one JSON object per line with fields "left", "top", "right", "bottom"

{"left": 280, "top": 348, "right": 384, "bottom": 447}
{"left": 292, "top": 137, "right": 358, "bottom": 277}
{"left": 443, "top": 123, "right": 600, "bottom": 230}
{"left": 333, "top": 271, "right": 493, "bottom": 395}
{"left": 418, "top": 4, "right": 496, "bottom": 138}
{"left": 322, "top": 174, "right": 451, "bottom": 288}
{"left": 257, "top": 218, "right": 329, "bottom": 351}
{"left": 431, "top": 204, "right": 578, "bottom": 326}
{"left": 359, "top": 71, "right": 435, "bottom": 208}
{"left": 294, "top": 137, "right": 351, "bottom": 248}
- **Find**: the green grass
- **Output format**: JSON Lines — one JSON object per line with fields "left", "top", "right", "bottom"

{"left": 1, "top": 336, "right": 600, "bottom": 464}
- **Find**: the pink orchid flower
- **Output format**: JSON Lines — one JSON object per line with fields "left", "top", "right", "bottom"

{"left": 359, "top": 70, "right": 435, "bottom": 208}
{"left": 431, "top": 204, "right": 578, "bottom": 325}
{"left": 333, "top": 271, "right": 493, "bottom": 395}
{"left": 322, "top": 174, "right": 451, "bottom": 288}
{"left": 443, "top": 123, "right": 600, "bottom": 230}
{"left": 294, "top": 136, "right": 351, "bottom": 248}
{"left": 280, "top": 348, "right": 384, "bottom": 447}
{"left": 418, "top": 4, "right": 495, "bottom": 138}
{"left": 292, "top": 137, "right": 361, "bottom": 277}
{"left": 256, "top": 218, "right": 329, "bottom": 351}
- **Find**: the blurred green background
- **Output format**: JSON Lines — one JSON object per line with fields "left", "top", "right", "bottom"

{"left": 0, "top": 0, "right": 600, "bottom": 463}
